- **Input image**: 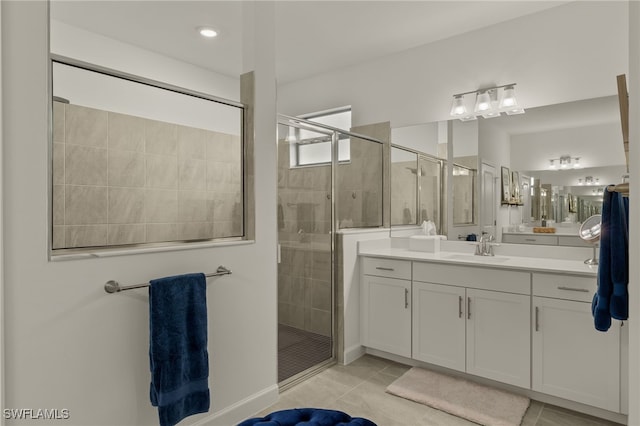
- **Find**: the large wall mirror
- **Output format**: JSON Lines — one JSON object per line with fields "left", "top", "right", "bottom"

{"left": 389, "top": 95, "right": 625, "bottom": 246}
{"left": 485, "top": 95, "right": 626, "bottom": 242}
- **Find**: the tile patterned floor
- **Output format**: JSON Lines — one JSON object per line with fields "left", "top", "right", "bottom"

{"left": 278, "top": 324, "right": 332, "bottom": 383}
{"left": 259, "top": 354, "right": 623, "bottom": 426}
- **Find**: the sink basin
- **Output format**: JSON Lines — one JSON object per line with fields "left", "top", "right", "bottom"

{"left": 445, "top": 254, "right": 510, "bottom": 263}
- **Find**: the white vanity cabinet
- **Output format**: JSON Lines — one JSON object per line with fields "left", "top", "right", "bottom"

{"left": 532, "top": 273, "right": 621, "bottom": 412}
{"left": 412, "top": 263, "right": 531, "bottom": 388}
{"left": 412, "top": 281, "right": 466, "bottom": 371}
{"left": 361, "top": 257, "right": 412, "bottom": 357}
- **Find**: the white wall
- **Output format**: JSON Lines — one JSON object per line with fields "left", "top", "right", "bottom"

{"left": 0, "top": 0, "right": 4, "bottom": 417}
{"left": 51, "top": 21, "right": 242, "bottom": 135}
{"left": 51, "top": 20, "right": 239, "bottom": 102}
{"left": 278, "top": 1, "right": 628, "bottom": 127}
{"left": 2, "top": 2, "right": 277, "bottom": 426}
{"left": 509, "top": 123, "right": 625, "bottom": 172}
{"left": 390, "top": 122, "right": 439, "bottom": 157}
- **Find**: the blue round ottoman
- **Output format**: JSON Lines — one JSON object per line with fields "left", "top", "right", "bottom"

{"left": 237, "top": 408, "right": 377, "bottom": 426}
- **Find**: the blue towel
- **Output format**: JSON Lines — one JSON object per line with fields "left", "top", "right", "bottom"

{"left": 149, "top": 273, "right": 210, "bottom": 426}
{"left": 592, "top": 190, "right": 629, "bottom": 331}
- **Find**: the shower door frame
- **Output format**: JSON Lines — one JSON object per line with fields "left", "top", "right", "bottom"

{"left": 277, "top": 115, "right": 387, "bottom": 388}
{"left": 276, "top": 117, "right": 337, "bottom": 389}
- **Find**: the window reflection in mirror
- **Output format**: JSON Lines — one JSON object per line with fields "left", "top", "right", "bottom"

{"left": 51, "top": 60, "right": 245, "bottom": 252}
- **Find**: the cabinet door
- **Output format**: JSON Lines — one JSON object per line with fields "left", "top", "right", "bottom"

{"left": 532, "top": 296, "right": 620, "bottom": 412}
{"left": 361, "top": 275, "right": 411, "bottom": 357}
{"left": 412, "top": 282, "right": 465, "bottom": 371}
{"left": 466, "top": 288, "right": 530, "bottom": 388}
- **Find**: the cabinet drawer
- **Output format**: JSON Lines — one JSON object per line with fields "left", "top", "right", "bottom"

{"left": 503, "top": 234, "right": 558, "bottom": 245}
{"left": 413, "top": 262, "right": 530, "bottom": 295}
{"left": 533, "top": 273, "right": 596, "bottom": 302}
{"left": 558, "top": 236, "right": 592, "bottom": 247}
{"left": 362, "top": 257, "right": 411, "bottom": 280}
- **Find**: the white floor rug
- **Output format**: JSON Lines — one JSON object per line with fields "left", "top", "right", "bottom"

{"left": 386, "top": 367, "right": 530, "bottom": 426}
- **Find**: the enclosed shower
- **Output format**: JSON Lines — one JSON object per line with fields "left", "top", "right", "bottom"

{"left": 276, "top": 115, "right": 384, "bottom": 386}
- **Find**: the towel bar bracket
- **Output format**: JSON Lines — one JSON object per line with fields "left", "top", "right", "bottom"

{"left": 104, "top": 265, "right": 232, "bottom": 294}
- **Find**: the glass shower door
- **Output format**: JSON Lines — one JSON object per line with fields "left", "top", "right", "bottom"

{"left": 276, "top": 121, "right": 334, "bottom": 385}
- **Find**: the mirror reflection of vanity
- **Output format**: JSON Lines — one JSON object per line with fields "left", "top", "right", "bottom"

{"left": 389, "top": 95, "right": 626, "bottom": 247}
{"left": 496, "top": 95, "right": 626, "bottom": 246}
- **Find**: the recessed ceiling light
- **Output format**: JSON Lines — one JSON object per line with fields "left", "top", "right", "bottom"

{"left": 198, "top": 27, "right": 219, "bottom": 38}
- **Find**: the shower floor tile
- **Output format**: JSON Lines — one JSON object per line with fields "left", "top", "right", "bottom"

{"left": 278, "top": 324, "right": 331, "bottom": 383}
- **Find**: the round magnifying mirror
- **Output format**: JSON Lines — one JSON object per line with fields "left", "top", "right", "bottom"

{"left": 579, "top": 214, "right": 601, "bottom": 265}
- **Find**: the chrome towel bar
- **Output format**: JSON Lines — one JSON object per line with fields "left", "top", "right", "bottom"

{"left": 104, "top": 265, "right": 232, "bottom": 294}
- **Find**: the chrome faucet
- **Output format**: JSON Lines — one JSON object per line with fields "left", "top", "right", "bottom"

{"left": 475, "top": 233, "right": 497, "bottom": 256}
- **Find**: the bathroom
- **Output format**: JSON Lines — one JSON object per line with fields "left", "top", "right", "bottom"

{"left": 1, "top": 1, "right": 638, "bottom": 426}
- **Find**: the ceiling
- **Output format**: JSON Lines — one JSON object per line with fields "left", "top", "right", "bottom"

{"left": 50, "top": 1, "right": 570, "bottom": 84}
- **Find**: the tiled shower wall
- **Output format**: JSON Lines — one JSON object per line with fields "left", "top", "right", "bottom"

{"left": 277, "top": 135, "right": 383, "bottom": 337}
{"left": 391, "top": 159, "right": 443, "bottom": 228}
{"left": 391, "top": 160, "right": 418, "bottom": 225}
{"left": 52, "top": 101, "right": 242, "bottom": 250}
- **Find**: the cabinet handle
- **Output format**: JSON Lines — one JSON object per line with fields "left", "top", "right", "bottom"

{"left": 557, "top": 286, "right": 589, "bottom": 293}
{"left": 458, "top": 296, "right": 463, "bottom": 318}
{"left": 467, "top": 297, "right": 471, "bottom": 319}
{"left": 535, "top": 306, "right": 539, "bottom": 331}
{"left": 404, "top": 288, "right": 409, "bottom": 309}
{"left": 375, "top": 267, "right": 394, "bottom": 271}
{"left": 525, "top": 238, "right": 537, "bottom": 242}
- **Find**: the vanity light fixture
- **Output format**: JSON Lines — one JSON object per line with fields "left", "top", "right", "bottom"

{"left": 449, "top": 83, "right": 524, "bottom": 121}
{"left": 580, "top": 176, "right": 600, "bottom": 186}
{"left": 548, "top": 155, "right": 580, "bottom": 170}
{"left": 474, "top": 90, "right": 493, "bottom": 114}
{"left": 197, "top": 26, "right": 219, "bottom": 38}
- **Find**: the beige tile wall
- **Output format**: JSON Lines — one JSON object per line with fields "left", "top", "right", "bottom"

{"left": 52, "top": 101, "right": 242, "bottom": 250}
{"left": 391, "top": 160, "right": 418, "bottom": 225}
{"left": 276, "top": 133, "right": 383, "bottom": 336}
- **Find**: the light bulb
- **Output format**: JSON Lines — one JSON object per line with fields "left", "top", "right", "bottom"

{"left": 198, "top": 27, "right": 219, "bottom": 38}
{"left": 450, "top": 95, "right": 466, "bottom": 117}
{"left": 474, "top": 91, "right": 491, "bottom": 113}
{"left": 499, "top": 85, "right": 517, "bottom": 108}
{"left": 573, "top": 157, "right": 580, "bottom": 169}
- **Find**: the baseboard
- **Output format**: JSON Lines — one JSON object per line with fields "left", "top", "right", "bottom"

{"left": 191, "top": 384, "right": 279, "bottom": 426}
{"left": 343, "top": 344, "right": 366, "bottom": 365}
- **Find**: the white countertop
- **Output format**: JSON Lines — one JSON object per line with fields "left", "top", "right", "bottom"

{"left": 358, "top": 246, "right": 598, "bottom": 277}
